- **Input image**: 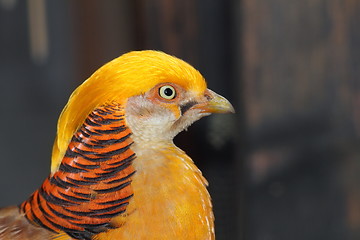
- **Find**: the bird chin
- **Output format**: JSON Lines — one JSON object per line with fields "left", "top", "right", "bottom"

{"left": 171, "top": 109, "right": 211, "bottom": 135}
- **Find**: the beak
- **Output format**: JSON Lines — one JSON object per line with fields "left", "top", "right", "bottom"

{"left": 197, "top": 89, "right": 235, "bottom": 114}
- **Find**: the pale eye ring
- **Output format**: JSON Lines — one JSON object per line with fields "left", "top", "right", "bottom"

{"left": 159, "top": 85, "right": 176, "bottom": 100}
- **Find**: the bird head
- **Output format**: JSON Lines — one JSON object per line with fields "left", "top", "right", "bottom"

{"left": 51, "top": 50, "right": 234, "bottom": 173}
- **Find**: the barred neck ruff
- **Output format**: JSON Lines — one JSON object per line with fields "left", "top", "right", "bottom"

{"left": 21, "top": 104, "right": 135, "bottom": 240}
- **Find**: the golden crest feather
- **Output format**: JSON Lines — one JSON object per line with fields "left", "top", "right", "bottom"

{"left": 51, "top": 50, "right": 207, "bottom": 173}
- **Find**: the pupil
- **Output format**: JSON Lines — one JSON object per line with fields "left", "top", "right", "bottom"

{"left": 164, "top": 88, "right": 173, "bottom": 96}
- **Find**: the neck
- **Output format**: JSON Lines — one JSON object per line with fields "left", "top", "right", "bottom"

{"left": 21, "top": 104, "right": 136, "bottom": 240}
{"left": 101, "top": 141, "right": 215, "bottom": 239}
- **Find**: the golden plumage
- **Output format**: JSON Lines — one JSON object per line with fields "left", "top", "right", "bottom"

{"left": 1, "top": 50, "right": 234, "bottom": 240}
{"left": 52, "top": 51, "right": 206, "bottom": 173}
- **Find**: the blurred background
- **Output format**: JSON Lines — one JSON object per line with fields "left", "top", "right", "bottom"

{"left": 0, "top": 0, "right": 360, "bottom": 239}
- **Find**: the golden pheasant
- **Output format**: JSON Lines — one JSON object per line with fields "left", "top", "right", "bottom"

{"left": 0, "top": 50, "right": 234, "bottom": 240}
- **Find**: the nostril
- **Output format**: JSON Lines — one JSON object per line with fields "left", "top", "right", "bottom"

{"left": 204, "top": 93, "right": 212, "bottom": 101}
{"left": 204, "top": 90, "right": 213, "bottom": 101}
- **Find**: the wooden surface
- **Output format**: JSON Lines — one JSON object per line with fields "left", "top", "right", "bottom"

{"left": 241, "top": 0, "right": 360, "bottom": 239}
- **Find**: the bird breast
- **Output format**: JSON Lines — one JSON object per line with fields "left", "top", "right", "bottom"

{"left": 98, "top": 143, "right": 215, "bottom": 239}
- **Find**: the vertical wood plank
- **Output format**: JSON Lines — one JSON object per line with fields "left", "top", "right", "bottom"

{"left": 241, "top": 0, "right": 360, "bottom": 239}
{"left": 69, "top": 0, "right": 136, "bottom": 82}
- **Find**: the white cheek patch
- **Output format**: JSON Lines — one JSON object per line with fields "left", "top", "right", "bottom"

{"left": 124, "top": 94, "right": 211, "bottom": 144}
{"left": 126, "top": 95, "right": 155, "bottom": 118}
{"left": 125, "top": 95, "right": 178, "bottom": 142}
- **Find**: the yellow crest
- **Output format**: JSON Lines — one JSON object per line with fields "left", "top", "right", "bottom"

{"left": 51, "top": 50, "right": 207, "bottom": 173}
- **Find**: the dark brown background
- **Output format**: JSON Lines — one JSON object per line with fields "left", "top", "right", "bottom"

{"left": 0, "top": 0, "right": 359, "bottom": 239}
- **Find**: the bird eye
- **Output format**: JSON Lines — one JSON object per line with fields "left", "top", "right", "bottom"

{"left": 159, "top": 85, "right": 176, "bottom": 100}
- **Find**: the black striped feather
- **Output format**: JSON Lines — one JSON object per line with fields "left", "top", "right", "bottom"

{"left": 21, "top": 104, "right": 136, "bottom": 240}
